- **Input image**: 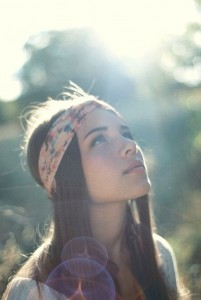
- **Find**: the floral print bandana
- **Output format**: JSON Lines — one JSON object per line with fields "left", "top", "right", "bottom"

{"left": 38, "top": 100, "right": 114, "bottom": 195}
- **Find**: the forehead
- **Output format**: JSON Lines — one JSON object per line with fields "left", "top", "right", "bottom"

{"left": 77, "top": 107, "right": 125, "bottom": 135}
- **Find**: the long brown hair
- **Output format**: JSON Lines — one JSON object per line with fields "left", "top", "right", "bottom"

{"left": 16, "top": 92, "right": 177, "bottom": 299}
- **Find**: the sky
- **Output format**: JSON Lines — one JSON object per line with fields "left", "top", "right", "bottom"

{"left": 0, "top": 0, "right": 200, "bottom": 101}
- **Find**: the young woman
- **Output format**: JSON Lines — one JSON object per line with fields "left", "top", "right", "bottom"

{"left": 3, "top": 84, "right": 181, "bottom": 299}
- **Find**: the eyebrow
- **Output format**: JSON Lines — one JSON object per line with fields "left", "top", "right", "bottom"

{"left": 83, "top": 124, "right": 130, "bottom": 140}
{"left": 84, "top": 126, "right": 108, "bottom": 140}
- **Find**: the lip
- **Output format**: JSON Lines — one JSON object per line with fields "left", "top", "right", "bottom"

{"left": 123, "top": 160, "right": 145, "bottom": 175}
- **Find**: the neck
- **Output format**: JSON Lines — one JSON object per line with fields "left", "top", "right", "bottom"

{"left": 89, "top": 201, "right": 128, "bottom": 262}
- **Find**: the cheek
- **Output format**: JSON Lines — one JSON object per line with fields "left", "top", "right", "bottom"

{"left": 83, "top": 155, "right": 112, "bottom": 180}
{"left": 82, "top": 159, "right": 118, "bottom": 203}
{"left": 82, "top": 154, "right": 117, "bottom": 191}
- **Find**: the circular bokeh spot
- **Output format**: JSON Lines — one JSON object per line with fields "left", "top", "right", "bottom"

{"left": 45, "top": 261, "right": 115, "bottom": 300}
{"left": 61, "top": 237, "right": 108, "bottom": 269}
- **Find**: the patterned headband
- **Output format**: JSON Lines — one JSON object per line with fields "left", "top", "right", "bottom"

{"left": 38, "top": 100, "right": 114, "bottom": 194}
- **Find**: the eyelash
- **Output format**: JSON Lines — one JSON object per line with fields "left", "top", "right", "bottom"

{"left": 90, "top": 131, "right": 134, "bottom": 148}
{"left": 123, "top": 131, "right": 134, "bottom": 140}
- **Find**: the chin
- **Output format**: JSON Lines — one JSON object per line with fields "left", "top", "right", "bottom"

{"left": 133, "top": 182, "right": 151, "bottom": 199}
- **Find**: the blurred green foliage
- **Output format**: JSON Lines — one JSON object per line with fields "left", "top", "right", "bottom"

{"left": 0, "top": 20, "right": 201, "bottom": 298}
{"left": 16, "top": 28, "right": 137, "bottom": 115}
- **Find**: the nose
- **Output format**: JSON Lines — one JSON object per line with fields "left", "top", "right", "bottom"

{"left": 120, "top": 138, "right": 137, "bottom": 158}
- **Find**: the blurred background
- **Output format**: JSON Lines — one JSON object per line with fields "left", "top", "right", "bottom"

{"left": 0, "top": 0, "right": 201, "bottom": 298}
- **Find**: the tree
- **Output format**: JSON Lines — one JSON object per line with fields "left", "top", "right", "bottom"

{"left": 136, "top": 4, "right": 201, "bottom": 292}
{"left": 17, "top": 28, "right": 136, "bottom": 113}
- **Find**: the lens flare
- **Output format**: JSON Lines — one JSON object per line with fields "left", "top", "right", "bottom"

{"left": 45, "top": 237, "right": 115, "bottom": 299}
{"left": 61, "top": 237, "right": 108, "bottom": 268}
{"left": 45, "top": 262, "right": 115, "bottom": 299}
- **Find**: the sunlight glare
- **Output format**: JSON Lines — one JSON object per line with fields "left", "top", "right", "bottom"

{"left": 0, "top": 0, "right": 199, "bottom": 101}
{"left": 0, "top": 78, "right": 22, "bottom": 102}
{"left": 89, "top": 0, "right": 199, "bottom": 59}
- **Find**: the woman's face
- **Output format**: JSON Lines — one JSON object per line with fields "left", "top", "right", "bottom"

{"left": 77, "top": 108, "right": 151, "bottom": 204}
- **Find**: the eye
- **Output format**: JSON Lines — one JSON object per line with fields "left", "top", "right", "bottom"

{"left": 90, "top": 134, "right": 106, "bottom": 147}
{"left": 123, "top": 131, "right": 134, "bottom": 140}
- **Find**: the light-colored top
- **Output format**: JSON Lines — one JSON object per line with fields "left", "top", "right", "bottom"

{"left": 2, "top": 235, "right": 179, "bottom": 300}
